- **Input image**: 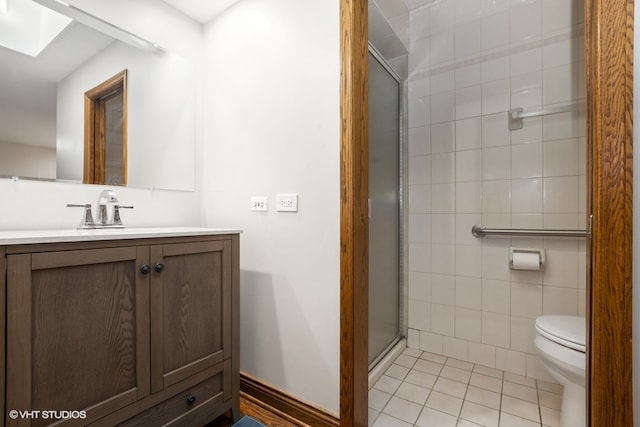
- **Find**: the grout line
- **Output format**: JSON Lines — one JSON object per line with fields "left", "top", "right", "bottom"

{"left": 497, "top": 367, "right": 505, "bottom": 427}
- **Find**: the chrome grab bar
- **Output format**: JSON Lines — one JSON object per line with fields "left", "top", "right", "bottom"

{"left": 508, "top": 101, "right": 585, "bottom": 130}
{"left": 472, "top": 224, "right": 590, "bottom": 238}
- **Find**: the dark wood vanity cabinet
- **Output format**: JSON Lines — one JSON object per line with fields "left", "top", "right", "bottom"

{"left": 2, "top": 233, "right": 240, "bottom": 427}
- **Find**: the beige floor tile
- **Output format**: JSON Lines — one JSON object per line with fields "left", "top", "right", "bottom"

{"left": 456, "top": 419, "right": 483, "bottom": 427}
{"left": 464, "top": 385, "right": 501, "bottom": 410}
{"left": 385, "top": 364, "right": 410, "bottom": 381}
{"left": 395, "top": 381, "right": 431, "bottom": 405}
{"left": 414, "top": 358, "right": 446, "bottom": 375}
{"left": 403, "top": 347, "right": 423, "bottom": 358}
{"left": 372, "top": 413, "right": 413, "bottom": 427}
{"left": 434, "top": 377, "right": 468, "bottom": 399}
{"left": 502, "top": 380, "right": 538, "bottom": 404}
{"left": 536, "top": 379, "right": 562, "bottom": 395}
{"left": 383, "top": 396, "right": 423, "bottom": 424}
{"left": 405, "top": 369, "right": 438, "bottom": 389}
{"left": 446, "top": 358, "right": 474, "bottom": 371}
{"left": 469, "top": 372, "right": 503, "bottom": 393}
{"left": 421, "top": 351, "right": 448, "bottom": 364}
{"left": 415, "top": 407, "right": 458, "bottom": 427}
{"left": 395, "top": 354, "right": 418, "bottom": 368}
{"left": 540, "top": 406, "right": 561, "bottom": 427}
{"left": 499, "top": 412, "right": 541, "bottom": 427}
{"left": 473, "top": 365, "right": 504, "bottom": 379}
{"left": 441, "top": 365, "right": 473, "bottom": 383}
{"left": 369, "top": 388, "right": 392, "bottom": 411}
{"left": 459, "top": 401, "right": 500, "bottom": 426}
{"left": 426, "top": 391, "right": 464, "bottom": 417}
{"left": 501, "top": 395, "right": 541, "bottom": 423}
{"left": 504, "top": 372, "right": 537, "bottom": 388}
{"left": 373, "top": 375, "right": 402, "bottom": 395}
{"left": 368, "top": 408, "right": 379, "bottom": 427}
{"left": 538, "top": 389, "right": 562, "bottom": 410}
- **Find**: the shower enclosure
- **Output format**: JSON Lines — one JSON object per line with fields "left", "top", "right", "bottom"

{"left": 368, "top": 46, "right": 405, "bottom": 367}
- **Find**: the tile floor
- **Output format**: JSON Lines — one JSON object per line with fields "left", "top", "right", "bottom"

{"left": 369, "top": 348, "right": 563, "bottom": 427}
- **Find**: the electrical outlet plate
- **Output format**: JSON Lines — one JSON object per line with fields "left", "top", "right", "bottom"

{"left": 250, "top": 196, "right": 268, "bottom": 211}
{"left": 276, "top": 194, "right": 298, "bottom": 212}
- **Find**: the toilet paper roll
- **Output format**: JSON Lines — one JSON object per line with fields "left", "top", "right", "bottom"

{"left": 511, "top": 251, "right": 541, "bottom": 270}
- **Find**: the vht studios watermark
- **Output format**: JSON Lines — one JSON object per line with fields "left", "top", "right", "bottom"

{"left": 8, "top": 409, "right": 87, "bottom": 420}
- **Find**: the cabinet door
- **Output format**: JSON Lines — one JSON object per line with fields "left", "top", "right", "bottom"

{"left": 6, "top": 246, "right": 150, "bottom": 427}
{"left": 149, "top": 240, "right": 231, "bottom": 393}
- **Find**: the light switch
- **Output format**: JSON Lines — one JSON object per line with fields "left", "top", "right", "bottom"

{"left": 250, "top": 196, "right": 268, "bottom": 211}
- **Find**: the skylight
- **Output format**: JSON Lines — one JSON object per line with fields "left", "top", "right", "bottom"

{"left": 0, "top": 0, "right": 72, "bottom": 57}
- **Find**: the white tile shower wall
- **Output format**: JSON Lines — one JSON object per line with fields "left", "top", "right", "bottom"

{"left": 373, "top": 0, "right": 410, "bottom": 51}
{"left": 406, "top": 0, "right": 586, "bottom": 381}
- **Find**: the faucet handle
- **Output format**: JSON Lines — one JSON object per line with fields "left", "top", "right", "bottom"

{"left": 113, "top": 205, "right": 134, "bottom": 227}
{"left": 67, "top": 204, "right": 95, "bottom": 229}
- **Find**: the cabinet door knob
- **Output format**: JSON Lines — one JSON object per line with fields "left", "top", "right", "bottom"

{"left": 154, "top": 263, "right": 165, "bottom": 273}
{"left": 186, "top": 395, "right": 196, "bottom": 406}
{"left": 140, "top": 264, "right": 150, "bottom": 274}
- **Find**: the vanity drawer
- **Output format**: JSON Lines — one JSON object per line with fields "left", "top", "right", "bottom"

{"left": 116, "top": 364, "right": 228, "bottom": 426}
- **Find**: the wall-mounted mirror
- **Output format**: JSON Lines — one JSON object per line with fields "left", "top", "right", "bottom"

{"left": 0, "top": 0, "right": 196, "bottom": 191}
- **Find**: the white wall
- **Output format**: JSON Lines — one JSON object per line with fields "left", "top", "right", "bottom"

{"left": 406, "top": 0, "right": 586, "bottom": 380}
{"left": 0, "top": 179, "right": 200, "bottom": 230}
{"left": 56, "top": 42, "right": 196, "bottom": 191}
{"left": 202, "top": 0, "right": 341, "bottom": 415}
{"left": 0, "top": 141, "right": 55, "bottom": 179}
{"left": 0, "top": 0, "right": 202, "bottom": 230}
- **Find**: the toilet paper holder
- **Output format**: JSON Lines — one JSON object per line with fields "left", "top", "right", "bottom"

{"left": 509, "top": 247, "right": 545, "bottom": 271}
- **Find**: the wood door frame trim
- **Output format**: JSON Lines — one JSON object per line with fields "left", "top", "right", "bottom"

{"left": 340, "top": 0, "right": 369, "bottom": 426}
{"left": 338, "top": 0, "right": 634, "bottom": 426}
{"left": 586, "top": 0, "right": 634, "bottom": 425}
{"left": 83, "top": 69, "right": 128, "bottom": 185}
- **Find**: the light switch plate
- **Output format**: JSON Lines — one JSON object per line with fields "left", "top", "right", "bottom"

{"left": 276, "top": 194, "right": 298, "bottom": 212}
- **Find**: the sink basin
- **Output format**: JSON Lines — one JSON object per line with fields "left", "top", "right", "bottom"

{"left": 0, "top": 227, "right": 242, "bottom": 245}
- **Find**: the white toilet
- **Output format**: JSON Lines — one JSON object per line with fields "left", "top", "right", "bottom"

{"left": 534, "top": 315, "right": 586, "bottom": 427}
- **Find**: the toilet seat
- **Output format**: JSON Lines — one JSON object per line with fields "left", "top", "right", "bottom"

{"left": 535, "top": 315, "right": 585, "bottom": 353}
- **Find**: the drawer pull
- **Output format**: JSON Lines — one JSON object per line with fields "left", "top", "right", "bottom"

{"left": 140, "top": 264, "right": 150, "bottom": 274}
{"left": 186, "top": 395, "right": 197, "bottom": 406}
{"left": 154, "top": 263, "right": 165, "bottom": 273}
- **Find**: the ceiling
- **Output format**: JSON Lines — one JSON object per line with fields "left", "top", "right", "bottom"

{"left": 402, "top": 0, "right": 437, "bottom": 10}
{"left": 163, "top": 0, "right": 435, "bottom": 23}
{"left": 161, "top": 0, "right": 243, "bottom": 25}
{"left": 0, "top": 20, "right": 113, "bottom": 148}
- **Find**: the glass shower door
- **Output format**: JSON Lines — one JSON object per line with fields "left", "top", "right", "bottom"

{"left": 368, "top": 50, "right": 401, "bottom": 366}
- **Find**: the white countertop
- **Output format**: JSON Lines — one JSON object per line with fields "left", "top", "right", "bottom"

{"left": 0, "top": 227, "right": 242, "bottom": 245}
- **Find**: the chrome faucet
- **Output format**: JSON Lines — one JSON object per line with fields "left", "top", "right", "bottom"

{"left": 67, "top": 189, "right": 133, "bottom": 229}
{"left": 66, "top": 203, "right": 95, "bottom": 229}
{"left": 96, "top": 189, "right": 118, "bottom": 225}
